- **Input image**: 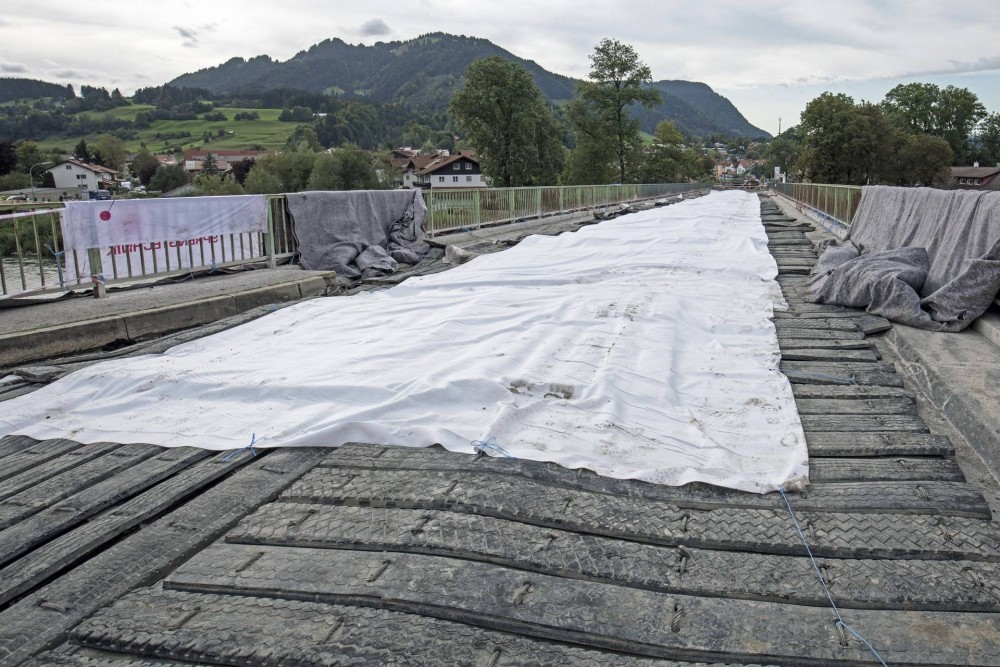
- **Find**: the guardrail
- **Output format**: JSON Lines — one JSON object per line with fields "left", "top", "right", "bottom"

{"left": 422, "top": 183, "right": 706, "bottom": 235}
{"left": 1, "top": 183, "right": 706, "bottom": 297}
{"left": 0, "top": 203, "right": 68, "bottom": 297}
{"left": 0, "top": 200, "right": 294, "bottom": 298}
{"left": 771, "top": 183, "right": 862, "bottom": 233}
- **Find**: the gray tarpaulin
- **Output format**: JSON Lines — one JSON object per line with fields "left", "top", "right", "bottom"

{"left": 805, "top": 186, "right": 1000, "bottom": 331}
{"left": 286, "top": 190, "right": 430, "bottom": 279}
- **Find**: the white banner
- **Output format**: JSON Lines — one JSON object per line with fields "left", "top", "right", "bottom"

{"left": 60, "top": 195, "right": 269, "bottom": 282}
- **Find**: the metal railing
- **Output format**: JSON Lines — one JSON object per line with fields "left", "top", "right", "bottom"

{"left": 771, "top": 183, "right": 863, "bottom": 230}
{"left": 0, "top": 203, "right": 67, "bottom": 297}
{"left": 422, "top": 183, "right": 706, "bottom": 235}
{"left": 0, "top": 200, "right": 295, "bottom": 298}
{"left": 2, "top": 183, "right": 706, "bottom": 297}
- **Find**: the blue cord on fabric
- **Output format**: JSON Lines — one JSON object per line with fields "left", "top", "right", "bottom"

{"left": 472, "top": 436, "right": 513, "bottom": 458}
{"left": 778, "top": 486, "right": 889, "bottom": 666}
{"left": 222, "top": 433, "right": 258, "bottom": 461}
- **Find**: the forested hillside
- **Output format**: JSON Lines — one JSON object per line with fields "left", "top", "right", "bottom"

{"left": 170, "top": 33, "right": 768, "bottom": 138}
{"left": 0, "top": 78, "right": 75, "bottom": 104}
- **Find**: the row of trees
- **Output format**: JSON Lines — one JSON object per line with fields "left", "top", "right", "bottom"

{"left": 449, "top": 39, "right": 711, "bottom": 188}
{"left": 137, "top": 145, "right": 392, "bottom": 197}
{"left": 767, "top": 83, "right": 999, "bottom": 186}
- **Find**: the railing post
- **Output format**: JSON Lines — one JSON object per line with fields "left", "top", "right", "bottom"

{"left": 536, "top": 187, "right": 542, "bottom": 218}
{"left": 473, "top": 189, "right": 481, "bottom": 228}
{"left": 427, "top": 190, "right": 435, "bottom": 234}
{"left": 265, "top": 199, "right": 277, "bottom": 269}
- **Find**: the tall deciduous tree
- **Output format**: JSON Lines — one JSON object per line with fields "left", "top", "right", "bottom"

{"left": 148, "top": 164, "right": 188, "bottom": 192}
{"left": 131, "top": 144, "right": 160, "bottom": 186}
{"left": 307, "top": 145, "right": 382, "bottom": 191}
{"left": 797, "top": 92, "right": 953, "bottom": 186}
{"left": 91, "top": 134, "right": 127, "bottom": 173}
{"left": 976, "top": 112, "right": 1000, "bottom": 167}
{"left": 639, "top": 120, "right": 697, "bottom": 183}
{"left": 883, "top": 83, "right": 986, "bottom": 164}
{"left": 449, "top": 57, "right": 563, "bottom": 187}
{"left": 14, "top": 141, "right": 44, "bottom": 174}
{"left": 570, "top": 39, "right": 660, "bottom": 183}
{"left": 764, "top": 126, "right": 804, "bottom": 180}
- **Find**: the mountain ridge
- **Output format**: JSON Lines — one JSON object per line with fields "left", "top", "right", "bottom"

{"left": 169, "top": 33, "right": 770, "bottom": 139}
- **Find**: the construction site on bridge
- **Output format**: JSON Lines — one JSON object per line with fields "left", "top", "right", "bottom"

{"left": 0, "top": 184, "right": 999, "bottom": 666}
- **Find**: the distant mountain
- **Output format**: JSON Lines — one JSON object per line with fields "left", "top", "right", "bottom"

{"left": 169, "top": 33, "right": 769, "bottom": 139}
{"left": 0, "top": 77, "right": 75, "bottom": 104}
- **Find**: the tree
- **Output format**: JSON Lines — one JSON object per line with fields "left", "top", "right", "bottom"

{"left": 91, "top": 134, "right": 127, "bottom": 172}
{"left": 896, "top": 133, "right": 953, "bottom": 186}
{"left": 307, "top": 145, "right": 382, "bottom": 191}
{"left": 243, "top": 166, "right": 284, "bottom": 194}
{"left": 73, "top": 138, "right": 91, "bottom": 162}
{"left": 976, "top": 112, "right": 1000, "bottom": 167}
{"left": 243, "top": 149, "right": 316, "bottom": 193}
{"left": 14, "top": 141, "right": 45, "bottom": 174}
{"left": 449, "top": 57, "right": 564, "bottom": 187}
{"left": 196, "top": 173, "right": 244, "bottom": 196}
{"left": 883, "top": 83, "right": 986, "bottom": 163}
{"left": 639, "top": 120, "right": 692, "bottom": 183}
{"left": 0, "top": 141, "right": 16, "bottom": 176}
{"left": 131, "top": 144, "right": 160, "bottom": 186}
{"left": 569, "top": 39, "right": 661, "bottom": 183}
{"left": 764, "top": 126, "right": 804, "bottom": 180}
{"left": 201, "top": 152, "right": 220, "bottom": 176}
{"left": 798, "top": 93, "right": 890, "bottom": 184}
{"left": 797, "top": 92, "right": 953, "bottom": 186}
{"left": 148, "top": 164, "right": 188, "bottom": 192}
{"left": 229, "top": 158, "right": 256, "bottom": 186}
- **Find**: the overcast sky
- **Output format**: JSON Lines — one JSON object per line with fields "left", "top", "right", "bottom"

{"left": 3, "top": 0, "right": 998, "bottom": 136}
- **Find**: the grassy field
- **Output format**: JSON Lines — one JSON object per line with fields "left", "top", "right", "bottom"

{"left": 36, "top": 106, "right": 295, "bottom": 155}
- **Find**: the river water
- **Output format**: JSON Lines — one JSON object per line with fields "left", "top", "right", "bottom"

{"left": 1, "top": 256, "right": 65, "bottom": 295}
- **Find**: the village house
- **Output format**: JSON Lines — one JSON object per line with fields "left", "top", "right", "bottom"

{"left": 183, "top": 149, "right": 268, "bottom": 176}
{"left": 950, "top": 164, "right": 1000, "bottom": 190}
{"left": 411, "top": 151, "right": 484, "bottom": 189}
{"left": 43, "top": 159, "right": 117, "bottom": 192}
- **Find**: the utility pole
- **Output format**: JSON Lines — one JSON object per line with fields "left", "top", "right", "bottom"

{"left": 778, "top": 117, "right": 782, "bottom": 136}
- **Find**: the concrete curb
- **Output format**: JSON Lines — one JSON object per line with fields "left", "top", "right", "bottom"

{"left": 0, "top": 276, "right": 333, "bottom": 368}
{"left": 884, "top": 325, "right": 1000, "bottom": 476}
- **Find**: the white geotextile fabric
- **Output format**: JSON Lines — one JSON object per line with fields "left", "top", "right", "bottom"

{"left": 0, "top": 191, "right": 808, "bottom": 493}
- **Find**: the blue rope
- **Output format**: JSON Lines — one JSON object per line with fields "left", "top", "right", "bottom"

{"left": 222, "top": 432, "right": 258, "bottom": 461}
{"left": 45, "top": 244, "right": 67, "bottom": 289}
{"left": 472, "top": 436, "right": 513, "bottom": 458}
{"left": 778, "top": 486, "right": 889, "bottom": 666}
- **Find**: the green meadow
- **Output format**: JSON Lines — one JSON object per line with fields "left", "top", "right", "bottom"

{"left": 36, "top": 106, "right": 295, "bottom": 155}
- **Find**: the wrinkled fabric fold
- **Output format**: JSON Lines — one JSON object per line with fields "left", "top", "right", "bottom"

{"left": 806, "top": 187, "right": 1000, "bottom": 331}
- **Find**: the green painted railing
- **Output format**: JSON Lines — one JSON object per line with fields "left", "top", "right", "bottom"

{"left": 771, "top": 183, "right": 863, "bottom": 229}
{"left": 421, "top": 183, "right": 707, "bottom": 235}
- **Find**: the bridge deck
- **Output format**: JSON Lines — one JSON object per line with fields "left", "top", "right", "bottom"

{"left": 1, "top": 196, "right": 998, "bottom": 666}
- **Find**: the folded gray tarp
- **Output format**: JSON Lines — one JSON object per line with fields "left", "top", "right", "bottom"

{"left": 286, "top": 190, "right": 430, "bottom": 279}
{"left": 805, "top": 186, "right": 1000, "bottom": 331}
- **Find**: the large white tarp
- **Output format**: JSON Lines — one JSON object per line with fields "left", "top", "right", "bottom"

{"left": 60, "top": 196, "right": 268, "bottom": 282}
{"left": 1, "top": 191, "right": 808, "bottom": 493}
